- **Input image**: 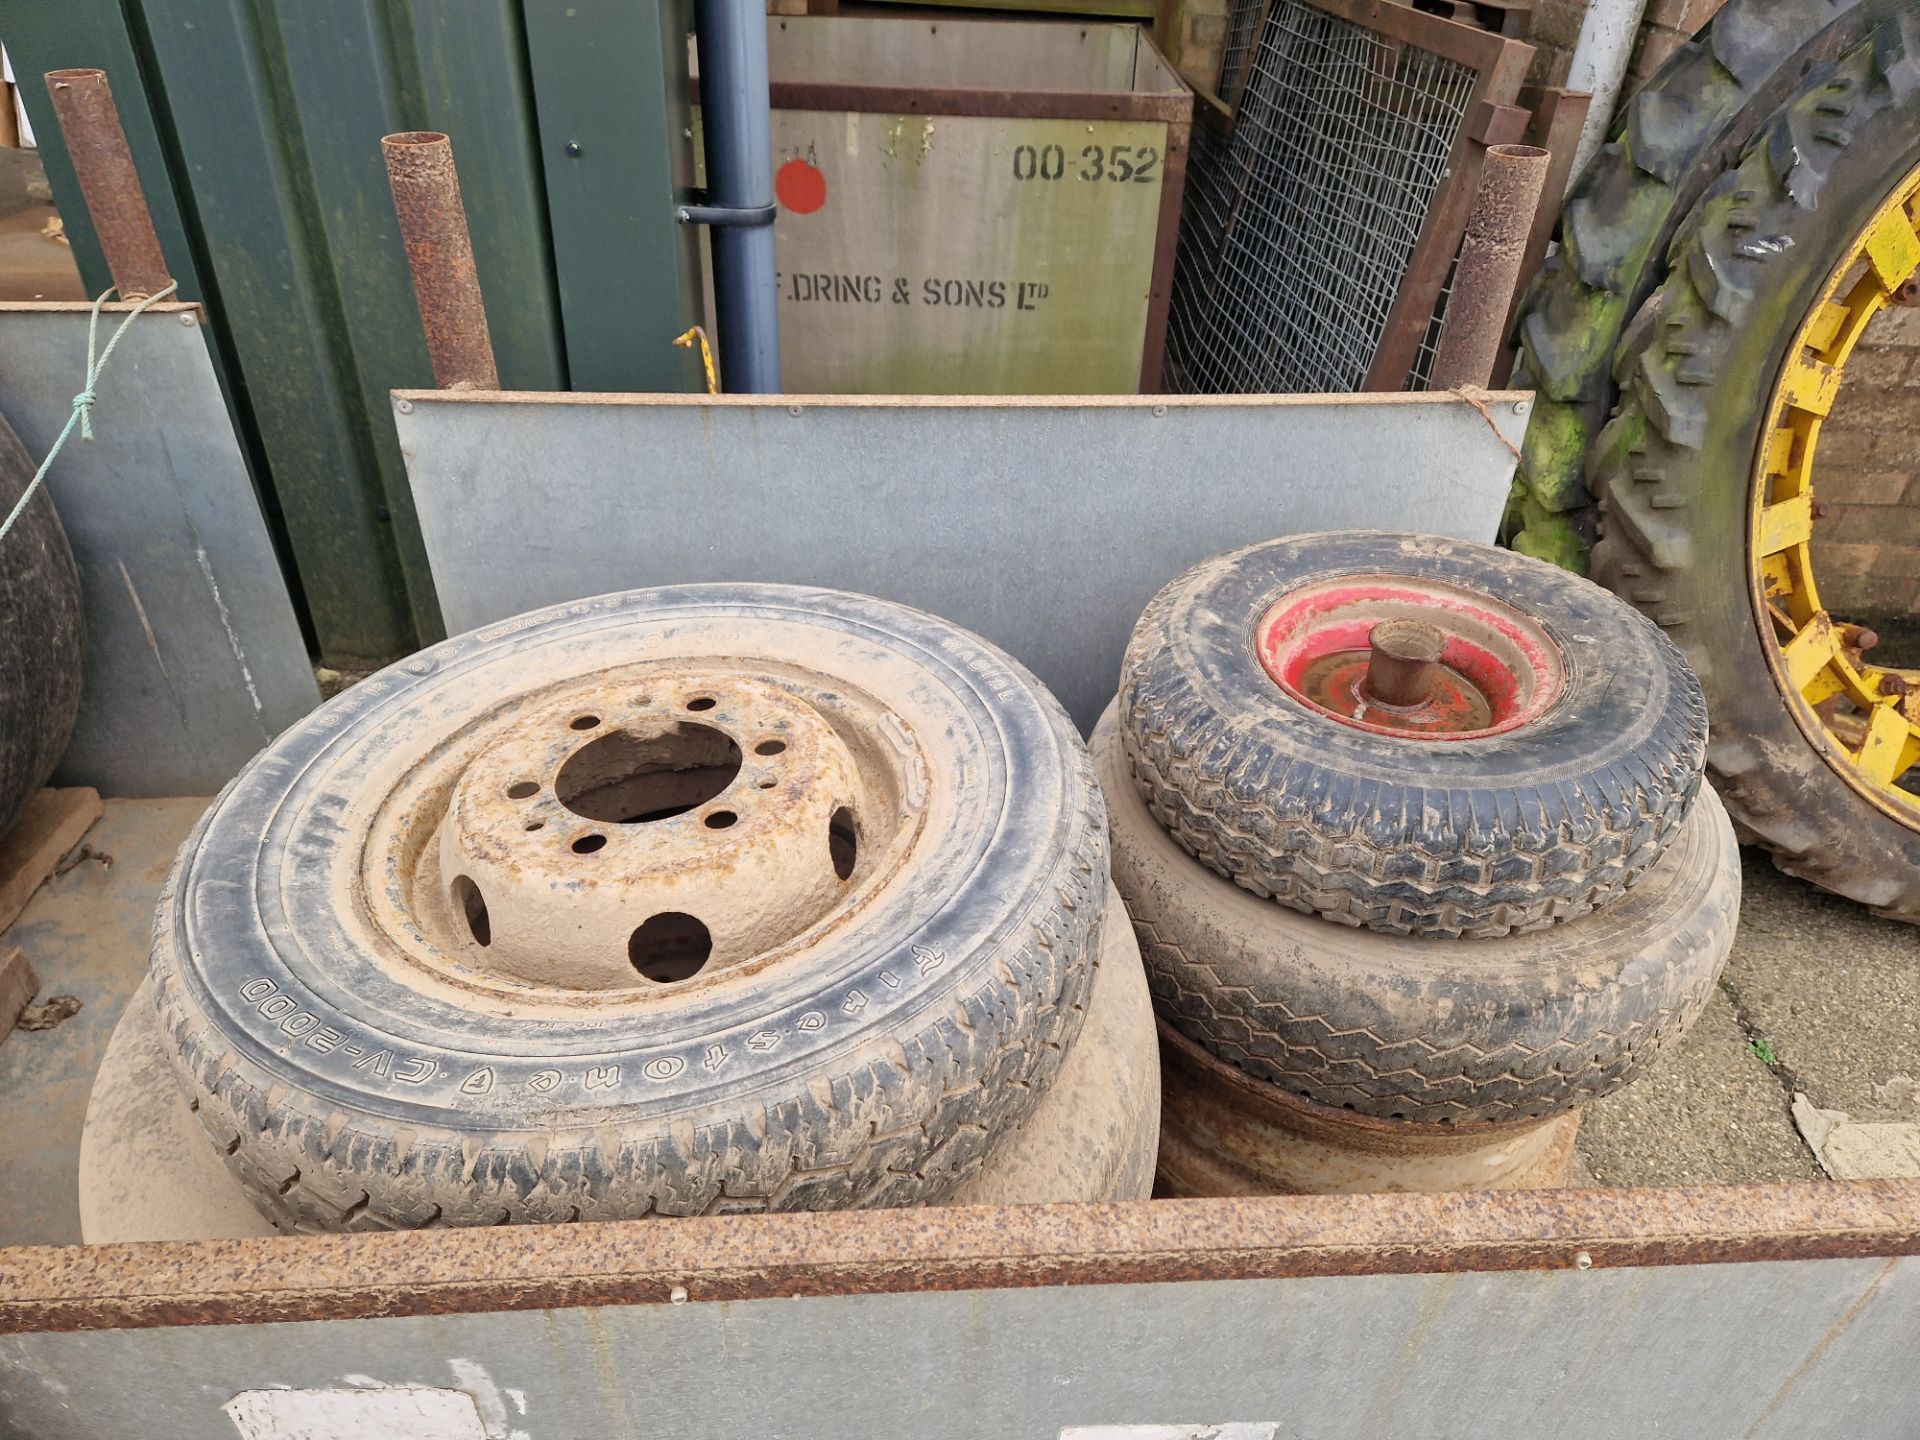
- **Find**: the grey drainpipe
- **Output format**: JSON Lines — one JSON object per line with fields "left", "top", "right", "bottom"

{"left": 687, "top": 0, "right": 782, "bottom": 392}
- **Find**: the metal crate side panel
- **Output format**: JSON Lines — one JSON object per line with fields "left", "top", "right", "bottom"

{"left": 393, "top": 391, "right": 1525, "bottom": 731}
{"left": 2, "top": 1256, "right": 1915, "bottom": 1438}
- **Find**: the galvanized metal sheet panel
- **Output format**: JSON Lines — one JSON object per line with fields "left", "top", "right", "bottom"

{"left": 393, "top": 390, "right": 1527, "bottom": 731}
{"left": 1, "top": 1256, "right": 1914, "bottom": 1438}
{"left": 0, "top": 305, "right": 317, "bottom": 795}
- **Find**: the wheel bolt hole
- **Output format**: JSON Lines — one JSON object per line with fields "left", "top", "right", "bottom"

{"left": 572, "top": 833, "right": 608, "bottom": 854}
{"left": 452, "top": 875, "right": 491, "bottom": 947}
{"left": 829, "top": 806, "right": 858, "bottom": 881}
{"left": 755, "top": 739, "right": 786, "bottom": 756}
{"left": 758, "top": 777, "right": 777, "bottom": 789}
{"left": 704, "top": 810, "right": 738, "bottom": 830}
{"left": 686, "top": 696, "right": 717, "bottom": 712}
{"left": 524, "top": 821, "right": 544, "bottom": 832}
{"left": 556, "top": 723, "right": 742, "bottom": 823}
{"left": 629, "top": 912, "right": 712, "bottom": 983}
{"left": 569, "top": 714, "right": 601, "bottom": 731}
{"left": 506, "top": 780, "right": 539, "bottom": 800}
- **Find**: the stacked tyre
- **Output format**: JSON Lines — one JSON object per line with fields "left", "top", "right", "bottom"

{"left": 95, "top": 584, "right": 1161, "bottom": 1238}
{"left": 1103, "top": 532, "right": 1741, "bottom": 1195}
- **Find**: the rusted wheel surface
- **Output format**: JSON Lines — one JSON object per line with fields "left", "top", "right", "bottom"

{"left": 1099, "top": 708, "right": 1738, "bottom": 1124}
{"left": 152, "top": 585, "right": 1106, "bottom": 1229}
{"left": 1119, "top": 532, "right": 1708, "bottom": 938}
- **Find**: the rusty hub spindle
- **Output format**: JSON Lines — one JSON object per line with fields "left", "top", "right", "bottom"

{"left": 381, "top": 131, "right": 500, "bottom": 391}
{"left": 1362, "top": 619, "right": 1447, "bottom": 709}
{"left": 1429, "top": 143, "right": 1551, "bottom": 392}
{"left": 43, "top": 69, "right": 172, "bottom": 300}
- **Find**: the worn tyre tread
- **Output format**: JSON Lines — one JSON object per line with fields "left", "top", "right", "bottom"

{"left": 151, "top": 590, "right": 1109, "bottom": 1231}
{"left": 1118, "top": 534, "right": 1708, "bottom": 940}
{"left": 1098, "top": 714, "right": 1740, "bottom": 1123}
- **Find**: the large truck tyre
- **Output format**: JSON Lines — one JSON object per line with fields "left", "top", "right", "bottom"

{"left": 85, "top": 886, "right": 1154, "bottom": 1242}
{"left": 1582, "top": 15, "right": 1920, "bottom": 918}
{"left": 1118, "top": 533, "right": 1706, "bottom": 939}
{"left": 1506, "top": 0, "right": 1914, "bottom": 569}
{"left": 151, "top": 585, "right": 1107, "bottom": 1229}
{"left": 1098, "top": 709, "right": 1740, "bottom": 1124}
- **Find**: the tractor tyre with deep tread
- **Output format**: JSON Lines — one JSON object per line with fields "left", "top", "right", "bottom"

{"left": 1506, "top": 0, "right": 1911, "bottom": 569}
{"left": 1588, "top": 15, "right": 1920, "bottom": 919}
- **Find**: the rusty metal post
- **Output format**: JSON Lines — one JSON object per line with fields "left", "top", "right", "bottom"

{"left": 1429, "top": 143, "right": 1551, "bottom": 393}
{"left": 42, "top": 69, "right": 172, "bottom": 299}
{"left": 381, "top": 131, "right": 500, "bottom": 391}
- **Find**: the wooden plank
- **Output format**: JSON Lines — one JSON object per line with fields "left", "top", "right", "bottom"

{"left": 0, "top": 787, "right": 102, "bottom": 935}
{"left": 0, "top": 947, "right": 37, "bottom": 1048}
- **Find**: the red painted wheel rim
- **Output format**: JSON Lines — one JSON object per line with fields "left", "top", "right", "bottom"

{"left": 1255, "top": 575, "right": 1565, "bottom": 740}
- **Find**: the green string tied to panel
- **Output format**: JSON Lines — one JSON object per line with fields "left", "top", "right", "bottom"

{"left": 0, "top": 280, "right": 182, "bottom": 546}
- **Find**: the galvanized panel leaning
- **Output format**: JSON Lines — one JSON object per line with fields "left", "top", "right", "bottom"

{"left": 146, "top": 584, "right": 1116, "bottom": 1230}
{"left": 1118, "top": 531, "right": 1710, "bottom": 939}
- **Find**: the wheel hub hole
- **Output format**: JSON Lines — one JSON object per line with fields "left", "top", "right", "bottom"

{"left": 830, "top": 806, "right": 858, "bottom": 881}
{"left": 629, "top": 912, "right": 712, "bottom": 983}
{"left": 555, "top": 722, "right": 743, "bottom": 823}
{"left": 452, "top": 874, "right": 491, "bottom": 946}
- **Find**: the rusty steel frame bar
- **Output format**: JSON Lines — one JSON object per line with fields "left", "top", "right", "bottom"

{"left": 381, "top": 131, "right": 501, "bottom": 392}
{"left": 3, "top": 1182, "right": 1918, "bottom": 1335}
{"left": 1428, "top": 141, "right": 1550, "bottom": 391}
{"left": 41, "top": 69, "right": 171, "bottom": 300}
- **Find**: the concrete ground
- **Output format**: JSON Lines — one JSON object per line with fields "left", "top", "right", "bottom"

{"left": 0, "top": 799, "right": 1912, "bottom": 1245}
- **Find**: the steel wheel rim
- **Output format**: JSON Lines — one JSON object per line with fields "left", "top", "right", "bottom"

{"left": 1749, "top": 159, "right": 1920, "bottom": 828}
{"left": 1254, "top": 575, "right": 1565, "bottom": 739}
{"left": 359, "top": 656, "right": 926, "bottom": 1015}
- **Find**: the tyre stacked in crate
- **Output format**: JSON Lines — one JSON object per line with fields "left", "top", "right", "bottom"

{"left": 89, "top": 584, "right": 1162, "bottom": 1239}
{"left": 1099, "top": 532, "right": 1740, "bottom": 1194}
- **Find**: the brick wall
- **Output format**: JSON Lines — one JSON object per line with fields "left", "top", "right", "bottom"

{"left": 1523, "top": 0, "right": 1728, "bottom": 91}
{"left": 1812, "top": 308, "right": 1920, "bottom": 628}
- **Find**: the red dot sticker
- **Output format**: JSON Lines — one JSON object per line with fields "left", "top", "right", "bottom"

{"left": 776, "top": 158, "right": 827, "bottom": 215}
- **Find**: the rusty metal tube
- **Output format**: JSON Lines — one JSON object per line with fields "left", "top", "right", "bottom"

{"left": 1362, "top": 619, "right": 1445, "bottom": 708}
{"left": 1429, "top": 143, "right": 1551, "bottom": 393}
{"left": 381, "top": 131, "right": 500, "bottom": 391}
{"left": 42, "top": 69, "right": 171, "bottom": 299}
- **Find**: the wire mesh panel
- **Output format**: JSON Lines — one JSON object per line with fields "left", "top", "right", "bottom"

{"left": 1166, "top": 0, "right": 1480, "bottom": 394}
{"left": 1216, "top": 0, "right": 1267, "bottom": 106}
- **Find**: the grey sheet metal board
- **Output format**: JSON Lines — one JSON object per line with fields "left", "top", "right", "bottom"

{"left": 393, "top": 390, "right": 1528, "bottom": 730}
{"left": 1, "top": 1256, "right": 1913, "bottom": 1438}
{"left": 0, "top": 304, "right": 318, "bottom": 795}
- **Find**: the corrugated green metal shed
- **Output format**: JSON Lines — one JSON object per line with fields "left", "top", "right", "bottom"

{"left": 3, "top": 0, "right": 702, "bottom": 662}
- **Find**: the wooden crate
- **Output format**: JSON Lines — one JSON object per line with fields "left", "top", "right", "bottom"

{"left": 704, "top": 18, "right": 1193, "bottom": 393}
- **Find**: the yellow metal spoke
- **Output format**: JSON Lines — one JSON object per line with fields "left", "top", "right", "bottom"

{"left": 1780, "top": 613, "right": 1838, "bottom": 696}
{"left": 1863, "top": 208, "right": 1920, "bottom": 292}
{"left": 1780, "top": 352, "right": 1842, "bottom": 417}
{"left": 1756, "top": 493, "right": 1814, "bottom": 555}
{"left": 1856, "top": 702, "right": 1912, "bottom": 788}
